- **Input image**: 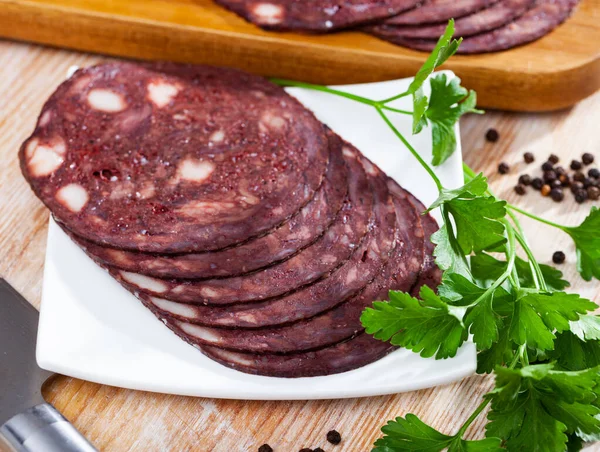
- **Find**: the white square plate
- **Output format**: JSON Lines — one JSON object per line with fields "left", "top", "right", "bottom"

{"left": 37, "top": 72, "right": 476, "bottom": 400}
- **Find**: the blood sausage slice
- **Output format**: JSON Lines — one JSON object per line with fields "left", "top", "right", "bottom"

{"left": 133, "top": 146, "right": 407, "bottom": 327}
{"left": 153, "top": 186, "right": 423, "bottom": 354}
{"left": 192, "top": 332, "right": 395, "bottom": 378}
{"left": 68, "top": 131, "right": 348, "bottom": 279}
{"left": 380, "top": 0, "right": 579, "bottom": 53}
{"left": 367, "top": 0, "right": 534, "bottom": 39}
{"left": 110, "top": 143, "right": 386, "bottom": 305}
{"left": 215, "top": 0, "right": 421, "bottom": 32}
{"left": 380, "top": 0, "right": 499, "bottom": 25}
{"left": 20, "top": 62, "right": 329, "bottom": 253}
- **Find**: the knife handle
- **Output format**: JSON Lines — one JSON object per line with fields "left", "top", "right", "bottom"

{"left": 0, "top": 403, "right": 97, "bottom": 452}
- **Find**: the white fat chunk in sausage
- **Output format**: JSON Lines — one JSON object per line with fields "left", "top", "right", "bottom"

{"left": 55, "top": 184, "right": 89, "bottom": 213}
{"left": 251, "top": 3, "right": 285, "bottom": 24}
{"left": 362, "top": 159, "right": 379, "bottom": 176}
{"left": 200, "top": 287, "right": 221, "bottom": 298}
{"left": 151, "top": 297, "right": 197, "bottom": 318}
{"left": 25, "top": 137, "right": 66, "bottom": 177}
{"left": 259, "top": 111, "right": 287, "bottom": 133}
{"left": 177, "top": 159, "right": 215, "bottom": 183}
{"left": 342, "top": 147, "right": 356, "bottom": 159}
{"left": 38, "top": 110, "right": 52, "bottom": 127}
{"left": 212, "top": 349, "right": 254, "bottom": 366}
{"left": 120, "top": 271, "right": 168, "bottom": 293}
{"left": 87, "top": 89, "right": 127, "bottom": 113}
{"left": 209, "top": 130, "right": 225, "bottom": 143}
{"left": 105, "top": 249, "right": 133, "bottom": 266}
{"left": 177, "top": 322, "right": 222, "bottom": 344}
{"left": 147, "top": 81, "right": 179, "bottom": 108}
{"left": 176, "top": 201, "right": 237, "bottom": 218}
{"left": 345, "top": 266, "right": 358, "bottom": 284}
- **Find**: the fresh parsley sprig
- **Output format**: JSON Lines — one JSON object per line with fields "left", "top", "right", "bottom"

{"left": 273, "top": 22, "right": 600, "bottom": 451}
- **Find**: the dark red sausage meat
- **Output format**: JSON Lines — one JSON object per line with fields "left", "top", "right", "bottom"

{"left": 21, "top": 62, "right": 329, "bottom": 253}
{"left": 215, "top": 0, "right": 421, "bottom": 32}
{"left": 22, "top": 62, "right": 443, "bottom": 378}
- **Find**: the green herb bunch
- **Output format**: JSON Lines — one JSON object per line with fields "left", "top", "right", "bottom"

{"left": 274, "top": 20, "right": 600, "bottom": 452}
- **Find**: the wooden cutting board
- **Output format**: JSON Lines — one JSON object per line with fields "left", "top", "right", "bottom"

{"left": 1, "top": 0, "right": 599, "bottom": 112}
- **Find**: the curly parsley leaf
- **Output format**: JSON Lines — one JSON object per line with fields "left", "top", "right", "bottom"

{"left": 509, "top": 291, "right": 596, "bottom": 351}
{"left": 424, "top": 74, "right": 482, "bottom": 166}
{"left": 373, "top": 414, "right": 502, "bottom": 452}
{"left": 486, "top": 364, "right": 600, "bottom": 451}
{"left": 470, "top": 253, "right": 570, "bottom": 291}
{"left": 361, "top": 286, "right": 467, "bottom": 359}
{"left": 563, "top": 207, "right": 600, "bottom": 281}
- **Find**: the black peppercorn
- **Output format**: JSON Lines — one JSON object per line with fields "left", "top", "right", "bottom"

{"left": 559, "top": 174, "right": 571, "bottom": 186}
{"left": 548, "top": 154, "right": 559, "bottom": 164}
{"left": 552, "top": 251, "right": 566, "bottom": 264}
{"left": 514, "top": 184, "right": 526, "bottom": 195}
{"left": 551, "top": 179, "right": 562, "bottom": 189}
{"left": 573, "top": 171, "right": 586, "bottom": 182}
{"left": 571, "top": 181, "right": 584, "bottom": 193}
{"left": 532, "top": 177, "right": 544, "bottom": 190}
{"left": 541, "top": 161, "right": 554, "bottom": 172}
{"left": 541, "top": 184, "right": 551, "bottom": 197}
{"left": 485, "top": 128, "right": 499, "bottom": 142}
{"left": 543, "top": 170, "right": 557, "bottom": 183}
{"left": 259, "top": 445, "right": 274, "bottom": 452}
{"left": 498, "top": 162, "right": 509, "bottom": 174}
{"left": 518, "top": 174, "right": 532, "bottom": 186}
{"left": 299, "top": 449, "right": 313, "bottom": 452}
{"left": 555, "top": 166, "right": 566, "bottom": 176}
{"left": 589, "top": 168, "right": 600, "bottom": 179}
{"left": 326, "top": 431, "right": 342, "bottom": 445}
{"left": 550, "top": 188, "right": 564, "bottom": 202}
{"left": 524, "top": 152, "right": 535, "bottom": 164}
{"left": 583, "top": 177, "right": 594, "bottom": 188}
{"left": 314, "top": 449, "right": 325, "bottom": 452}
{"left": 575, "top": 190, "right": 588, "bottom": 203}
{"left": 582, "top": 153, "right": 594, "bottom": 165}
{"left": 588, "top": 186, "right": 600, "bottom": 201}
{"left": 571, "top": 160, "right": 583, "bottom": 170}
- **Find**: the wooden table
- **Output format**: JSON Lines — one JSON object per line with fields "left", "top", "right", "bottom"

{"left": 1, "top": 39, "right": 599, "bottom": 452}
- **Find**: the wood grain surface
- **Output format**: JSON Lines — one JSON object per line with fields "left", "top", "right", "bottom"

{"left": 1, "top": 39, "right": 600, "bottom": 452}
{"left": 0, "top": 0, "right": 599, "bottom": 112}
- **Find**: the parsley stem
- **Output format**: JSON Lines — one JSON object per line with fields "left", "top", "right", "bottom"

{"left": 508, "top": 211, "right": 548, "bottom": 292}
{"left": 270, "top": 79, "right": 412, "bottom": 115}
{"left": 456, "top": 397, "right": 491, "bottom": 438}
{"left": 379, "top": 91, "right": 410, "bottom": 104}
{"left": 508, "top": 204, "right": 565, "bottom": 231}
{"left": 376, "top": 108, "right": 444, "bottom": 192}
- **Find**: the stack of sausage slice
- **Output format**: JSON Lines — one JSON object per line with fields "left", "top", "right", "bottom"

{"left": 214, "top": 0, "right": 580, "bottom": 54}
{"left": 20, "top": 62, "right": 440, "bottom": 378}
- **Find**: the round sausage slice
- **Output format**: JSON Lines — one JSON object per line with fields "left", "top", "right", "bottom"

{"left": 66, "top": 130, "right": 348, "bottom": 279}
{"left": 381, "top": 0, "right": 500, "bottom": 25}
{"left": 109, "top": 144, "right": 384, "bottom": 305}
{"left": 150, "top": 185, "right": 424, "bottom": 354}
{"left": 20, "top": 62, "right": 329, "bottom": 253}
{"left": 367, "top": 0, "right": 535, "bottom": 39}
{"left": 215, "top": 0, "right": 421, "bottom": 32}
{"left": 378, "top": 0, "right": 579, "bottom": 53}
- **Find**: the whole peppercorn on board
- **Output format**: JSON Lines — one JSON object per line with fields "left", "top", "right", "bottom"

{"left": 0, "top": 0, "right": 599, "bottom": 111}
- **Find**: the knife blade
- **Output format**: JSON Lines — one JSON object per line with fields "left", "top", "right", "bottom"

{"left": 0, "top": 279, "right": 97, "bottom": 452}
